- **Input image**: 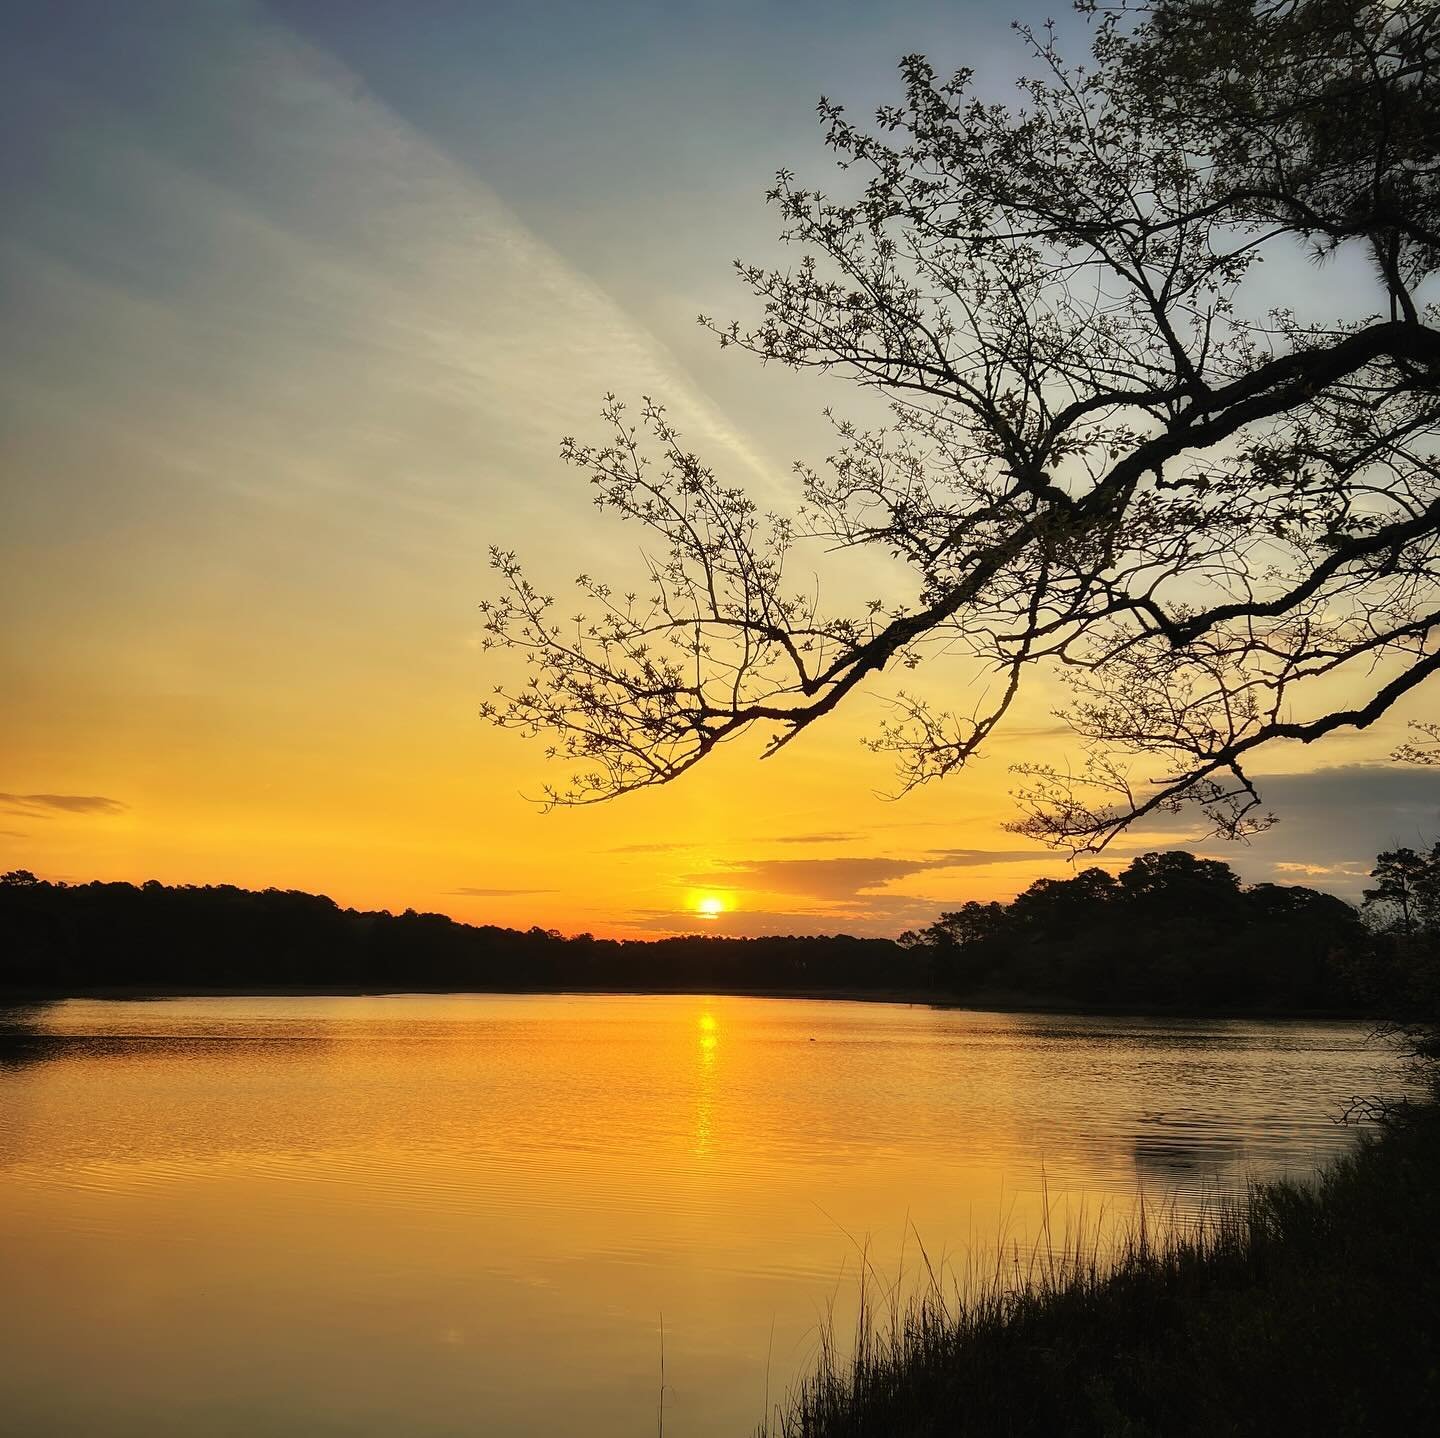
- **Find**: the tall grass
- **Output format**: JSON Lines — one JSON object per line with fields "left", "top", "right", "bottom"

{"left": 757, "top": 1108, "right": 1440, "bottom": 1437}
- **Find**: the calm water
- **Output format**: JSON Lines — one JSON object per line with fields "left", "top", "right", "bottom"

{"left": 0, "top": 994, "right": 1403, "bottom": 1436}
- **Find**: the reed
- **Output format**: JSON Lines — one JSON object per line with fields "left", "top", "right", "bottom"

{"left": 757, "top": 1106, "right": 1440, "bottom": 1437}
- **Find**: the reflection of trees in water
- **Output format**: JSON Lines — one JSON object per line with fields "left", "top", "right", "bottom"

{"left": 0, "top": 1003, "right": 334, "bottom": 1071}
{"left": 1010, "top": 1016, "right": 1293, "bottom": 1053}
{"left": 0, "top": 1002, "right": 56, "bottom": 1069}
{"left": 1132, "top": 1116, "right": 1245, "bottom": 1185}
{"left": 0, "top": 1009, "right": 345, "bottom": 1174}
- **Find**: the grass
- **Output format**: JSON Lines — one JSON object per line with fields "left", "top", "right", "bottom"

{"left": 757, "top": 1100, "right": 1440, "bottom": 1437}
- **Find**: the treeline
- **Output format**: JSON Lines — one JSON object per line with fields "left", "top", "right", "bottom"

{"left": 899, "top": 850, "right": 1398, "bottom": 1012}
{"left": 1, "top": 850, "right": 1429, "bottom": 1013}
{"left": 0, "top": 871, "right": 912, "bottom": 995}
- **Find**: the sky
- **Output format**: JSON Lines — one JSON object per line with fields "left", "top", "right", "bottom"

{"left": 4, "top": 0, "right": 1439, "bottom": 937}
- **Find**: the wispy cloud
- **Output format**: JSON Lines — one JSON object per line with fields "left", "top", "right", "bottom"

{"left": 1272, "top": 861, "right": 1368, "bottom": 879}
{"left": 0, "top": 793, "right": 127, "bottom": 817}
{"left": 991, "top": 722, "right": 1075, "bottom": 741}
{"left": 0, "top": 3, "right": 781, "bottom": 549}
{"left": 452, "top": 886, "right": 557, "bottom": 897}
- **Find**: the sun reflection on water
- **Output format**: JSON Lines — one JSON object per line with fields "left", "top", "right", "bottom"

{"left": 694, "top": 1009, "right": 719, "bottom": 1155}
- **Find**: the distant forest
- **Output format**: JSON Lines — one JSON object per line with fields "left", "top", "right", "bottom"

{"left": 0, "top": 849, "right": 1430, "bottom": 1014}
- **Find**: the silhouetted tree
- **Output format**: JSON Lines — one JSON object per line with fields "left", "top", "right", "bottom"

{"left": 1117, "top": 851, "right": 1243, "bottom": 919}
{"left": 481, "top": 0, "right": 1440, "bottom": 852}
{"left": 902, "top": 851, "right": 1372, "bottom": 1009}
{"left": 900, "top": 899, "right": 1011, "bottom": 988}
{"left": 0, "top": 875, "right": 918, "bottom": 996}
{"left": 0, "top": 859, "right": 1392, "bottom": 1012}
{"left": 1358, "top": 844, "right": 1440, "bottom": 1049}
{"left": 1364, "top": 845, "right": 1440, "bottom": 937}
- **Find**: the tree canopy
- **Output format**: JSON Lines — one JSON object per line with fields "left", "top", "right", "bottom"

{"left": 0, "top": 874, "right": 905, "bottom": 996}
{"left": 481, "top": 0, "right": 1440, "bottom": 849}
{"left": 1364, "top": 842, "right": 1440, "bottom": 935}
{"left": 899, "top": 848, "right": 1370, "bottom": 1007}
{"left": 0, "top": 860, "right": 1385, "bottom": 1013}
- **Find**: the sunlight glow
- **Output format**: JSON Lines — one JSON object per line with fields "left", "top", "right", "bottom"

{"left": 698, "top": 1011, "right": 718, "bottom": 1057}
{"left": 696, "top": 896, "right": 725, "bottom": 917}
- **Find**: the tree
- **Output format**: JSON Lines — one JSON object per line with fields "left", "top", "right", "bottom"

{"left": 900, "top": 898, "right": 1010, "bottom": 986}
{"left": 900, "top": 899, "right": 1009, "bottom": 952}
{"left": 1117, "top": 849, "right": 1243, "bottom": 917}
{"left": 1363, "top": 844, "right": 1440, "bottom": 936}
{"left": 895, "top": 850, "right": 1370, "bottom": 1007}
{"left": 1008, "top": 866, "right": 1119, "bottom": 934}
{"left": 481, "top": 0, "right": 1440, "bottom": 850}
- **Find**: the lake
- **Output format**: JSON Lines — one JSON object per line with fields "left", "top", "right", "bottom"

{"left": 0, "top": 994, "right": 1403, "bottom": 1436}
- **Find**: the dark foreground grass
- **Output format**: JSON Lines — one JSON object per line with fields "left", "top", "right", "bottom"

{"left": 759, "top": 1106, "right": 1440, "bottom": 1437}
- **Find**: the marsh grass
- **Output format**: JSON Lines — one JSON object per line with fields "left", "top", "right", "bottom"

{"left": 758, "top": 1110, "right": 1440, "bottom": 1437}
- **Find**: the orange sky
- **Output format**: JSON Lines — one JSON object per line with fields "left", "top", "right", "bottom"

{"left": 3, "top": 0, "right": 1434, "bottom": 936}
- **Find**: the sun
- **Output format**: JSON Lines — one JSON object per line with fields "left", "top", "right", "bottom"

{"left": 696, "top": 896, "right": 725, "bottom": 918}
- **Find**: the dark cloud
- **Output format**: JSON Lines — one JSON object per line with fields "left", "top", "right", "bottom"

{"left": 621, "top": 766, "right": 1440, "bottom": 930}
{"left": 0, "top": 793, "right": 126, "bottom": 817}
{"left": 686, "top": 856, "right": 930, "bottom": 900}
{"left": 1258, "top": 765, "right": 1440, "bottom": 823}
{"left": 1123, "top": 765, "right": 1440, "bottom": 900}
{"left": 684, "top": 848, "right": 1050, "bottom": 902}
{"left": 452, "top": 886, "right": 557, "bottom": 897}
{"left": 933, "top": 847, "right": 1050, "bottom": 867}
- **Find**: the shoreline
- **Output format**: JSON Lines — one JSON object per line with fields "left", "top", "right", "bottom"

{"left": 0, "top": 982, "right": 1376, "bottom": 1023}
{"left": 759, "top": 1095, "right": 1439, "bottom": 1435}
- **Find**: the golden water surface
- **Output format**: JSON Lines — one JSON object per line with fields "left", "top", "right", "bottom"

{"left": 0, "top": 995, "right": 1401, "bottom": 1436}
